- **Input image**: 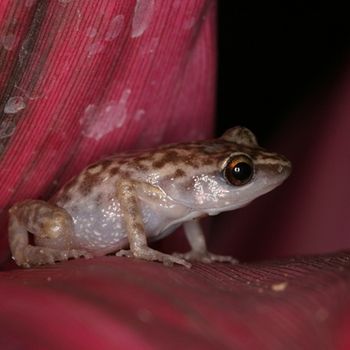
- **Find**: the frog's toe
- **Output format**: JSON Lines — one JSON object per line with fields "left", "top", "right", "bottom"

{"left": 205, "top": 253, "right": 238, "bottom": 264}
{"left": 117, "top": 247, "right": 191, "bottom": 268}
{"left": 59, "top": 251, "right": 69, "bottom": 261}
{"left": 160, "top": 254, "right": 191, "bottom": 268}
{"left": 19, "top": 246, "right": 61, "bottom": 267}
{"left": 174, "top": 251, "right": 238, "bottom": 265}
{"left": 17, "top": 246, "right": 93, "bottom": 267}
{"left": 115, "top": 249, "right": 134, "bottom": 258}
{"left": 82, "top": 251, "right": 93, "bottom": 259}
{"left": 69, "top": 249, "right": 92, "bottom": 260}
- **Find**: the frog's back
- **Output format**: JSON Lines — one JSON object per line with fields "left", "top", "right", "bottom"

{"left": 51, "top": 138, "right": 235, "bottom": 206}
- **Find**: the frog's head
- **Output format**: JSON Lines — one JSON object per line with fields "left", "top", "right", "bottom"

{"left": 159, "top": 127, "right": 292, "bottom": 215}
{"left": 205, "top": 126, "right": 292, "bottom": 213}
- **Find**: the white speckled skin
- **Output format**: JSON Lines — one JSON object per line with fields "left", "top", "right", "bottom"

{"left": 8, "top": 127, "right": 291, "bottom": 268}
{"left": 54, "top": 179, "right": 188, "bottom": 255}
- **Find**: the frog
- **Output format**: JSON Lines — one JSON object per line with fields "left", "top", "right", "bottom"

{"left": 8, "top": 126, "right": 291, "bottom": 268}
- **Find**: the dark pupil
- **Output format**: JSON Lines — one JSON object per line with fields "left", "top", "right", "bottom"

{"left": 232, "top": 162, "right": 252, "bottom": 181}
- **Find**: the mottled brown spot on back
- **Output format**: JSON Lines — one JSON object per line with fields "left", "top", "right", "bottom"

{"left": 118, "top": 170, "right": 131, "bottom": 178}
{"left": 117, "top": 159, "right": 128, "bottom": 165}
{"left": 99, "top": 159, "right": 113, "bottom": 170}
{"left": 95, "top": 193, "right": 103, "bottom": 205}
{"left": 79, "top": 172, "right": 101, "bottom": 196}
{"left": 201, "top": 158, "right": 214, "bottom": 166}
{"left": 135, "top": 163, "right": 148, "bottom": 171}
{"left": 109, "top": 167, "right": 120, "bottom": 175}
{"left": 152, "top": 150, "right": 182, "bottom": 168}
{"left": 173, "top": 168, "right": 186, "bottom": 178}
{"left": 136, "top": 155, "right": 150, "bottom": 162}
{"left": 184, "top": 156, "right": 200, "bottom": 169}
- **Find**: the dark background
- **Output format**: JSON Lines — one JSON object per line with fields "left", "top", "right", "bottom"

{"left": 216, "top": 4, "right": 350, "bottom": 141}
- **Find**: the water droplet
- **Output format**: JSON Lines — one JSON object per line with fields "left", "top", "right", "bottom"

{"left": 80, "top": 89, "right": 131, "bottom": 140}
{"left": 1, "top": 33, "right": 16, "bottom": 50}
{"left": 86, "top": 27, "right": 97, "bottom": 38}
{"left": 183, "top": 17, "right": 196, "bottom": 30}
{"left": 105, "top": 15, "right": 124, "bottom": 41}
{"left": 4, "top": 96, "right": 26, "bottom": 114}
{"left": 131, "top": 0, "right": 154, "bottom": 38}
{"left": 87, "top": 41, "right": 105, "bottom": 57}
{"left": 146, "top": 37, "right": 159, "bottom": 54}
{"left": 134, "top": 109, "right": 145, "bottom": 121}
{"left": 0, "top": 119, "right": 16, "bottom": 139}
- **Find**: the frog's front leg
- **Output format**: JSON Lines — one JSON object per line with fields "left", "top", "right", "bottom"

{"left": 8, "top": 200, "right": 91, "bottom": 268}
{"left": 115, "top": 180, "right": 191, "bottom": 268}
{"left": 174, "top": 220, "right": 238, "bottom": 264}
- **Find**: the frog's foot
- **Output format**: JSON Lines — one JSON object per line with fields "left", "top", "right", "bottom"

{"left": 173, "top": 251, "right": 238, "bottom": 265}
{"left": 13, "top": 246, "right": 92, "bottom": 268}
{"left": 116, "top": 247, "right": 191, "bottom": 268}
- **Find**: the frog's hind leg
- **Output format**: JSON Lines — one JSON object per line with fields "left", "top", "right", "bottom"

{"left": 8, "top": 200, "right": 91, "bottom": 268}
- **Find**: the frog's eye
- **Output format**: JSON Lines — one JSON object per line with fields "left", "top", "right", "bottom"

{"left": 223, "top": 155, "right": 254, "bottom": 186}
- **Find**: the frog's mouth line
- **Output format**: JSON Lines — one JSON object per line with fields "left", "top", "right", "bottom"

{"left": 187, "top": 175, "right": 289, "bottom": 217}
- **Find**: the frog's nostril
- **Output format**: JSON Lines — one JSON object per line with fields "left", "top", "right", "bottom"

{"left": 277, "top": 162, "right": 291, "bottom": 174}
